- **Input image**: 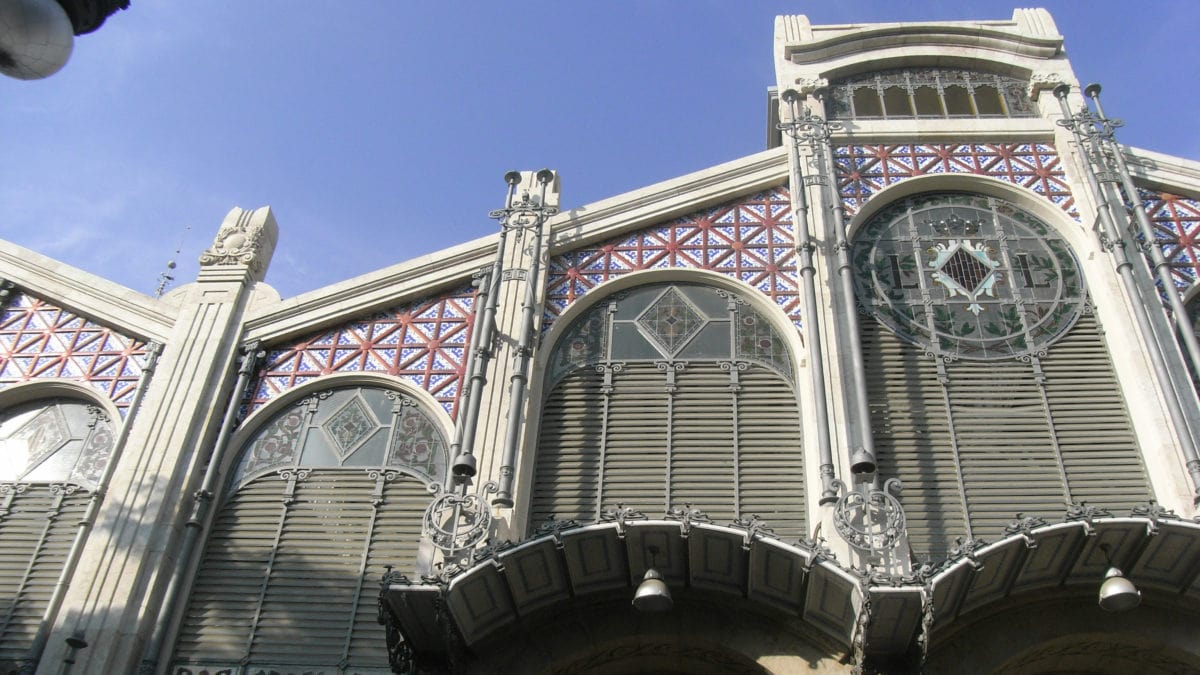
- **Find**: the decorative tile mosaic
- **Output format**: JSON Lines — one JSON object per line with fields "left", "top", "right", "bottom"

{"left": 544, "top": 187, "right": 799, "bottom": 328}
{"left": 0, "top": 291, "right": 148, "bottom": 412}
{"left": 1141, "top": 190, "right": 1200, "bottom": 291}
{"left": 834, "top": 143, "right": 1078, "bottom": 218}
{"left": 249, "top": 287, "right": 475, "bottom": 417}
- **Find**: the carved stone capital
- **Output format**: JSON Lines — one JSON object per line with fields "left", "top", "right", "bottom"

{"left": 1027, "top": 72, "right": 1065, "bottom": 100}
{"left": 795, "top": 77, "right": 830, "bottom": 96}
{"left": 198, "top": 206, "right": 279, "bottom": 282}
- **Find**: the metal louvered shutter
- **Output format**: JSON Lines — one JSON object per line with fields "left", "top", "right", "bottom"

{"left": 671, "top": 364, "right": 736, "bottom": 522}
{"left": 737, "top": 368, "right": 806, "bottom": 540}
{"left": 864, "top": 322, "right": 966, "bottom": 559}
{"left": 0, "top": 485, "right": 88, "bottom": 670}
{"left": 530, "top": 368, "right": 605, "bottom": 525}
{"left": 1040, "top": 313, "right": 1150, "bottom": 509}
{"left": 602, "top": 364, "right": 670, "bottom": 516}
{"left": 172, "top": 470, "right": 426, "bottom": 672}
{"left": 531, "top": 362, "right": 806, "bottom": 539}
{"left": 863, "top": 310, "right": 1151, "bottom": 561}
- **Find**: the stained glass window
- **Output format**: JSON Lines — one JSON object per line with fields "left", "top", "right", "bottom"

{"left": 546, "top": 283, "right": 793, "bottom": 387}
{"left": 0, "top": 399, "right": 114, "bottom": 490}
{"left": 231, "top": 387, "right": 448, "bottom": 489}
{"left": 852, "top": 193, "right": 1086, "bottom": 360}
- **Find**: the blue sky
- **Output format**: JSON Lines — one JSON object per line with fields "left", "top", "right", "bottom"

{"left": 2, "top": 1, "right": 1197, "bottom": 300}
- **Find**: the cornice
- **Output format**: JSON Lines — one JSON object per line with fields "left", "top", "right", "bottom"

{"left": 783, "top": 24, "right": 1062, "bottom": 65}
{"left": 242, "top": 148, "right": 790, "bottom": 346}
{"left": 0, "top": 239, "right": 174, "bottom": 342}
{"left": 1125, "top": 146, "right": 1200, "bottom": 196}
{"left": 548, "top": 147, "right": 789, "bottom": 254}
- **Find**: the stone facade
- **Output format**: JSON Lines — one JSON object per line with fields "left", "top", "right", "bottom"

{"left": 2, "top": 9, "right": 1200, "bottom": 675}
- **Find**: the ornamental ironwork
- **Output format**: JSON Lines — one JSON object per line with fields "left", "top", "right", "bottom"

{"left": 829, "top": 67, "right": 1035, "bottom": 121}
{"left": 852, "top": 193, "right": 1086, "bottom": 360}
{"left": 832, "top": 478, "right": 906, "bottom": 553}
{"left": 422, "top": 481, "right": 499, "bottom": 560}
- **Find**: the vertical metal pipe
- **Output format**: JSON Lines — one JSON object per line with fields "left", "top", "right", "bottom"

{"left": 24, "top": 341, "right": 161, "bottom": 669}
{"left": 778, "top": 90, "right": 838, "bottom": 504}
{"left": 495, "top": 171, "right": 555, "bottom": 508}
{"left": 1055, "top": 85, "right": 1200, "bottom": 503}
{"left": 453, "top": 179, "right": 519, "bottom": 487}
{"left": 814, "top": 103, "right": 878, "bottom": 477}
{"left": 140, "top": 342, "right": 263, "bottom": 673}
{"left": 1085, "top": 83, "right": 1200, "bottom": 382}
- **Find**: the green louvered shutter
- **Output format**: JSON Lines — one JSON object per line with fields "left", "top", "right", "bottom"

{"left": 0, "top": 486, "right": 89, "bottom": 670}
{"left": 172, "top": 470, "right": 425, "bottom": 673}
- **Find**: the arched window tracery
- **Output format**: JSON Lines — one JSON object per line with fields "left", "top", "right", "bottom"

{"left": 0, "top": 398, "right": 113, "bottom": 669}
{"left": 829, "top": 68, "right": 1035, "bottom": 121}
{"left": 852, "top": 192, "right": 1151, "bottom": 559}
{"left": 172, "top": 385, "right": 448, "bottom": 674}
{"left": 532, "top": 282, "right": 807, "bottom": 538}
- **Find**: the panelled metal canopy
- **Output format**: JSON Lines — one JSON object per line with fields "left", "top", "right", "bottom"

{"left": 379, "top": 511, "right": 1200, "bottom": 672}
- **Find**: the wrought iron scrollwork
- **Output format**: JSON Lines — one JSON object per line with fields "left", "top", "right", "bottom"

{"left": 832, "top": 478, "right": 907, "bottom": 553}
{"left": 421, "top": 481, "right": 499, "bottom": 561}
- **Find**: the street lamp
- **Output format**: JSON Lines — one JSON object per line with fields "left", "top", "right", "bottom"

{"left": 0, "top": 0, "right": 129, "bottom": 80}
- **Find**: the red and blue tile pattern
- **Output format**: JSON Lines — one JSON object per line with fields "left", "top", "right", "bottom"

{"left": 544, "top": 187, "right": 800, "bottom": 329}
{"left": 249, "top": 288, "right": 475, "bottom": 417}
{"left": 0, "top": 292, "right": 148, "bottom": 414}
{"left": 834, "top": 143, "right": 1078, "bottom": 218}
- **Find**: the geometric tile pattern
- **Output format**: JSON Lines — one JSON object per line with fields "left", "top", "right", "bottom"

{"left": 1141, "top": 190, "right": 1200, "bottom": 291}
{"left": 248, "top": 286, "right": 475, "bottom": 418}
{"left": 834, "top": 143, "right": 1078, "bottom": 219}
{"left": 544, "top": 187, "right": 799, "bottom": 329}
{"left": 0, "top": 291, "right": 149, "bottom": 413}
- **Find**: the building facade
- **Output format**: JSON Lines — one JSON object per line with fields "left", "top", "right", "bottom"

{"left": 2, "top": 8, "right": 1200, "bottom": 674}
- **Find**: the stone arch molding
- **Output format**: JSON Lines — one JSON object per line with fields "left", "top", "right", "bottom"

{"left": 845, "top": 173, "right": 1088, "bottom": 254}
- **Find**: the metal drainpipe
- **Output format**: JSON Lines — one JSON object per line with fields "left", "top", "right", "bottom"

{"left": 140, "top": 342, "right": 264, "bottom": 673}
{"left": 447, "top": 229, "right": 508, "bottom": 491}
{"left": 813, "top": 98, "right": 877, "bottom": 479}
{"left": 494, "top": 171, "right": 555, "bottom": 508}
{"left": 24, "top": 341, "right": 162, "bottom": 669}
{"left": 1055, "top": 85, "right": 1200, "bottom": 503}
{"left": 1085, "top": 84, "right": 1200, "bottom": 383}
{"left": 779, "top": 89, "right": 838, "bottom": 504}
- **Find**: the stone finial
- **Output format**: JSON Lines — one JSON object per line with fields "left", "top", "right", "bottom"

{"left": 1027, "top": 72, "right": 1066, "bottom": 101}
{"left": 198, "top": 206, "right": 279, "bottom": 281}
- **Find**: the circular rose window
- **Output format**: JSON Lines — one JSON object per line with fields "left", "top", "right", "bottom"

{"left": 852, "top": 193, "right": 1086, "bottom": 360}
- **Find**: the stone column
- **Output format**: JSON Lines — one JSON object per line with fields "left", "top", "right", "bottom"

{"left": 37, "top": 207, "right": 278, "bottom": 674}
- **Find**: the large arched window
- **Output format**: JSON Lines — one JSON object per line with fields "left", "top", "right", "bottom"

{"left": 532, "top": 282, "right": 807, "bottom": 539}
{"left": 0, "top": 398, "right": 114, "bottom": 670}
{"left": 852, "top": 193, "right": 1151, "bottom": 559}
{"left": 172, "top": 386, "right": 448, "bottom": 674}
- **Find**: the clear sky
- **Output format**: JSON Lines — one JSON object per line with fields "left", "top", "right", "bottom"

{"left": 2, "top": 1, "right": 1197, "bottom": 300}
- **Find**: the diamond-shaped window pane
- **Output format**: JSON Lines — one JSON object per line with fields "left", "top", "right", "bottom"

{"left": 941, "top": 248, "right": 991, "bottom": 293}
{"left": 636, "top": 288, "right": 706, "bottom": 355}
{"left": 322, "top": 397, "right": 379, "bottom": 459}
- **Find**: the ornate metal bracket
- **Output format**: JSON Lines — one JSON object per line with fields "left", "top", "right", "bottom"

{"left": 831, "top": 478, "right": 907, "bottom": 553}
{"left": 421, "top": 481, "right": 499, "bottom": 564}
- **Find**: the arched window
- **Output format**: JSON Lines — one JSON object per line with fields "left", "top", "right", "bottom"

{"left": 0, "top": 398, "right": 114, "bottom": 669}
{"left": 172, "top": 386, "right": 448, "bottom": 673}
{"left": 851, "top": 193, "right": 1151, "bottom": 559}
{"left": 829, "top": 68, "right": 1034, "bottom": 120}
{"left": 532, "top": 282, "right": 807, "bottom": 538}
